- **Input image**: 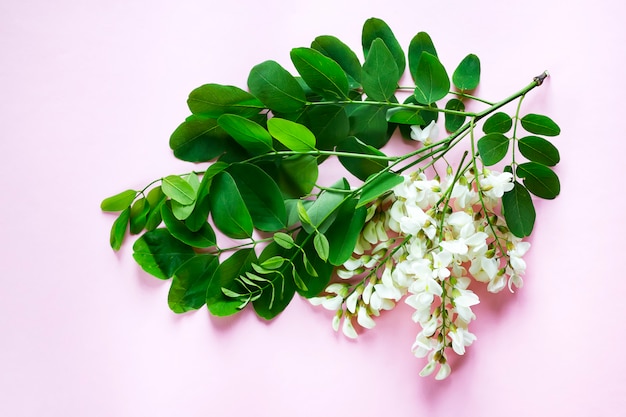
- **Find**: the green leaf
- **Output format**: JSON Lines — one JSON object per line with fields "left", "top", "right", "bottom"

{"left": 208, "top": 172, "right": 253, "bottom": 239}
{"left": 132, "top": 228, "right": 196, "bottom": 279}
{"left": 358, "top": 171, "right": 404, "bottom": 208}
{"left": 313, "top": 233, "right": 330, "bottom": 262}
{"left": 145, "top": 186, "right": 166, "bottom": 231}
{"left": 347, "top": 104, "right": 390, "bottom": 148}
{"left": 408, "top": 32, "right": 438, "bottom": 83}
{"left": 129, "top": 197, "right": 150, "bottom": 235}
{"left": 293, "top": 234, "right": 333, "bottom": 297}
{"left": 110, "top": 207, "right": 130, "bottom": 251}
{"left": 187, "top": 84, "right": 263, "bottom": 118}
{"left": 444, "top": 98, "right": 466, "bottom": 132}
{"left": 326, "top": 198, "right": 367, "bottom": 266}
{"left": 252, "top": 243, "right": 297, "bottom": 319}
{"left": 101, "top": 189, "right": 136, "bottom": 212}
{"left": 362, "top": 18, "right": 405, "bottom": 75}
{"left": 337, "top": 136, "right": 388, "bottom": 181}
{"left": 247, "top": 60, "right": 307, "bottom": 113}
{"left": 260, "top": 256, "right": 286, "bottom": 270}
{"left": 227, "top": 163, "right": 287, "bottom": 232}
{"left": 273, "top": 232, "right": 295, "bottom": 249}
{"left": 169, "top": 118, "right": 229, "bottom": 163}
{"left": 520, "top": 114, "right": 561, "bottom": 136}
{"left": 162, "top": 175, "right": 196, "bottom": 206}
{"left": 171, "top": 200, "right": 195, "bottom": 221}
{"left": 303, "top": 178, "right": 350, "bottom": 233}
{"left": 217, "top": 114, "right": 273, "bottom": 155}
{"left": 452, "top": 54, "right": 481, "bottom": 91}
{"left": 161, "top": 202, "right": 216, "bottom": 248}
{"left": 168, "top": 255, "right": 219, "bottom": 313}
{"left": 290, "top": 47, "right": 349, "bottom": 100}
{"left": 302, "top": 105, "right": 349, "bottom": 150}
{"left": 207, "top": 249, "right": 256, "bottom": 316}
{"left": 516, "top": 162, "right": 561, "bottom": 199}
{"left": 361, "top": 38, "right": 399, "bottom": 101}
{"left": 482, "top": 112, "right": 513, "bottom": 134}
{"left": 518, "top": 136, "right": 560, "bottom": 166}
{"left": 502, "top": 182, "right": 536, "bottom": 238}
{"left": 477, "top": 133, "right": 510, "bottom": 166}
{"left": 278, "top": 155, "right": 318, "bottom": 198}
{"left": 386, "top": 107, "right": 425, "bottom": 125}
{"left": 267, "top": 118, "right": 316, "bottom": 152}
{"left": 296, "top": 200, "right": 313, "bottom": 226}
{"left": 311, "top": 35, "right": 362, "bottom": 83}
{"left": 413, "top": 52, "right": 450, "bottom": 105}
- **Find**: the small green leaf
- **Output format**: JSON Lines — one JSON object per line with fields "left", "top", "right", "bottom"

{"left": 413, "top": 52, "right": 450, "bottom": 105}
{"left": 296, "top": 200, "right": 313, "bottom": 226}
{"left": 217, "top": 114, "right": 273, "bottom": 155}
{"left": 520, "top": 114, "right": 561, "bottom": 136}
{"left": 132, "top": 228, "right": 196, "bottom": 279}
{"left": 129, "top": 197, "right": 150, "bottom": 235}
{"left": 313, "top": 233, "right": 330, "bottom": 262}
{"left": 162, "top": 175, "right": 196, "bottom": 205}
{"left": 304, "top": 178, "right": 350, "bottom": 233}
{"left": 361, "top": 38, "right": 399, "bottom": 101}
{"left": 209, "top": 172, "right": 253, "bottom": 239}
{"left": 482, "top": 112, "right": 513, "bottom": 134}
{"left": 252, "top": 243, "right": 297, "bottom": 319}
{"left": 187, "top": 84, "right": 263, "bottom": 117}
{"left": 444, "top": 98, "right": 466, "bottom": 132}
{"left": 452, "top": 54, "right": 481, "bottom": 91}
{"left": 385, "top": 107, "right": 425, "bottom": 125}
{"left": 362, "top": 18, "right": 405, "bottom": 75}
{"left": 260, "top": 256, "right": 286, "bottom": 270}
{"left": 273, "top": 232, "right": 295, "bottom": 249}
{"left": 358, "top": 171, "right": 404, "bottom": 208}
{"left": 101, "top": 189, "right": 136, "bottom": 212}
{"left": 247, "top": 60, "right": 307, "bottom": 113}
{"left": 311, "top": 35, "right": 362, "bottom": 83}
{"left": 502, "top": 182, "right": 536, "bottom": 238}
{"left": 302, "top": 252, "right": 318, "bottom": 277}
{"left": 516, "top": 162, "right": 561, "bottom": 199}
{"left": 207, "top": 249, "right": 256, "bottom": 316}
{"left": 347, "top": 104, "right": 390, "bottom": 148}
{"left": 278, "top": 155, "right": 318, "bottom": 198}
{"left": 408, "top": 32, "right": 438, "bottom": 83}
{"left": 326, "top": 199, "right": 367, "bottom": 266}
{"left": 477, "top": 133, "right": 510, "bottom": 166}
{"left": 169, "top": 118, "right": 229, "bottom": 163}
{"left": 168, "top": 255, "right": 219, "bottom": 313}
{"left": 518, "top": 136, "right": 560, "bottom": 166}
{"left": 267, "top": 118, "right": 316, "bottom": 152}
{"left": 290, "top": 47, "right": 349, "bottom": 100}
{"left": 110, "top": 207, "right": 131, "bottom": 251}
{"left": 161, "top": 203, "right": 216, "bottom": 248}
{"left": 337, "top": 136, "right": 388, "bottom": 181}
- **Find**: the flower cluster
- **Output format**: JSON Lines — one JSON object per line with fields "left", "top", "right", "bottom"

{"left": 310, "top": 160, "right": 531, "bottom": 379}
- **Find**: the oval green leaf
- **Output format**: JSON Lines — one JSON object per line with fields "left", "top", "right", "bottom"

{"left": 311, "top": 35, "right": 362, "bottom": 83}
{"left": 413, "top": 52, "right": 450, "bottom": 105}
{"left": 209, "top": 171, "right": 253, "bottom": 239}
{"left": 326, "top": 198, "right": 367, "bottom": 266}
{"left": 101, "top": 189, "right": 136, "bottom": 212}
{"left": 337, "top": 136, "right": 388, "bottom": 181}
{"left": 482, "top": 112, "right": 513, "bottom": 134}
{"left": 290, "top": 47, "right": 349, "bottom": 100}
{"left": 358, "top": 171, "right": 404, "bottom": 208}
{"left": 169, "top": 118, "right": 229, "bottom": 162}
{"left": 516, "top": 162, "right": 560, "bottom": 199}
{"left": 362, "top": 18, "right": 405, "bottom": 75}
{"left": 444, "top": 98, "right": 466, "bottom": 132}
{"left": 518, "top": 136, "right": 560, "bottom": 166}
{"left": 247, "top": 60, "right": 307, "bottom": 114}
{"left": 477, "top": 133, "right": 510, "bottom": 166}
{"left": 217, "top": 114, "right": 273, "bottom": 155}
{"left": 162, "top": 175, "right": 196, "bottom": 205}
{"left": 110, "top": 207, "right": 130, "bottom": 251}
{"left": 168, "top": 255, "right": 219, "bottom": 313}
{"left": 278, "top": 155, "right": 318, "bottom": 198}
{"left": 129, "top": 197, "right": 150, "bottom": 235}
{"left": 452, "top": 54, "right": 481, "bottom": 91}
{"left": 132, "top": 228, "right": 196, "bottom": 279}
{"left": 227, "top": 163, "right": 287, "bottom": 232}
{"left": 408, "top": 32, "right": 438, "bottom": 83}
{"left": 361, "top": 38, "right": 399, "bottom": 101}
{"left": 187, "top": 84, "right": 263, "bottom": 117}
{"left": 161, "top": 203, "right": 216, "bottom": 248}
{"left": 520, "top": 114, "right": 561, "bottom": 136}
{"left": 267, "top": 117, "right": 316, "bottom": 152}
{"left": 502, "top": 182, "right": 536, "bottom": 238}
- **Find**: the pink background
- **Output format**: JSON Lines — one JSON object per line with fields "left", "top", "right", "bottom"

{"left": 1, "top": 0, "right": 624, "bottom": 415}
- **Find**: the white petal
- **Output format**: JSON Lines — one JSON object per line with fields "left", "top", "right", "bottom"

{"left": 435, "top": 363, "right": 451, "bottom": 380}
{"left": 342, "top": 317, "right": 358, "bottom": 339}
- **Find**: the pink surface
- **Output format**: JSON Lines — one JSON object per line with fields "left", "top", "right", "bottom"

{"left": 1, "top": 0, "right": 624, "bottom": 415}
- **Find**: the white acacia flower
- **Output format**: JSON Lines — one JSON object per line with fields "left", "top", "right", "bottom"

{"left": 480, "top": 170, "right": 515, "bottom": 199}
{"left": 435, "top": 362, "right": 451, "bottom": 380}
{"left": 449, "top": 327, "right": 477, "bottom": 355}
{"left": 453, "top": 287, "right": 480, "bottom": 323}
{"left": 342, "top": 316, "right": 358, "bottom": 339}
{"left": 357, "top": 306, "right": 376, "bottom": 329}
{"left": 508, "top": 241, "right": 531, "bottom": 274}
{"left": 410, "top": 120, "right": 439, "bottom": 145}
